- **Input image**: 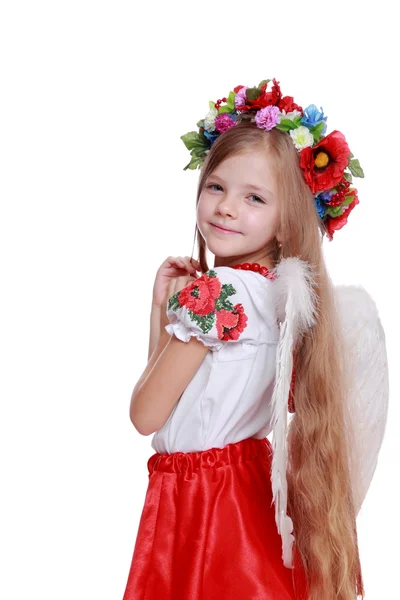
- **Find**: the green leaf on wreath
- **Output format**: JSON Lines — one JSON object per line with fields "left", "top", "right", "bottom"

{"left": 257, "top": 79, "right": 270, "bottom": 89}
{"left": 348, "top": 158, "right": 364, "bottom": 178}
{"left": 341, "top": 192, "right": 355, "bottom": 207}
{"left": 276, "top": 118, "right": 298, "bottom": 132}
{"left": 197, "top": 119, "right": 204, "bottom": 128}
{"left": 190, "top": 146, "right": 207, "bottom": 158}
{"left": 181, "top": 131, "right": 208, "bottom": 151}
{"left": 183, "top": 154, "right": 204, "bottom": 170}
{"left": 226, "top": 91, "right": 235, "bottom": 110}
{"left": 246, "top": 87, "right": 260, "bottom": 101}
{"left": 309, "top": 121, "right": 325, "bottom": 143}
{"left": 324, "top": 205, "right": 344, "bottom": 218}
{"left": 218, "top": 105, "right": 232, "bottom": 115}
{"left": 209, "top": 101, "right": 216, "bottom": 110}
{"left": 343, "top": 171, "right": 353, "bottom": 183}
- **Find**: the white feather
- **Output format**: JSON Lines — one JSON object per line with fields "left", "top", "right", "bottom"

{"left": 269, "top": 257, "right": 319, "bottom": 568}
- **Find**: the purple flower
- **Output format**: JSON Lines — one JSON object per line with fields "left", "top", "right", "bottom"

{"left": 214, "top": 114, "right": 237, "bottom": 134}
{"left": 318, "top": 190, "right": 335, "bottom": 203}
{"left": 234, "top": 86, "right": 248, "bottom": 109}
{"left": 255, "top": 105, "right": 281, "bottom": 131}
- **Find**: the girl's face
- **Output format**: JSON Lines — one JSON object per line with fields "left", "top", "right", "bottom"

{"left": 197, "top": 150, "right": 281, "bottom": 267}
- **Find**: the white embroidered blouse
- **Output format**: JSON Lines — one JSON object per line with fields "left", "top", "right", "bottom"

{"left": 151, "top": 266, "right": 280, "bottom": 454}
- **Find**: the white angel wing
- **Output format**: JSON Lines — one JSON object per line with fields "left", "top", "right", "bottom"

{"left": 269, "top": 257, "right": 320, "bottom": 568}
{"left": 268, "top": 260, "right": 389, "bottom": 569}
{"left": 334, "top": 284, "right": 389, "bottom": 515}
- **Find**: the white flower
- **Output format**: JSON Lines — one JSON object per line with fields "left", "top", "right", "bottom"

{"left": 203, "top": 108, "right": 218, "bottom": 132}
{"left": 278, "top": 109, "right": 302, "bottom": 121}
{"left": 289, "top": 125, "right": 314, "bottom": 150}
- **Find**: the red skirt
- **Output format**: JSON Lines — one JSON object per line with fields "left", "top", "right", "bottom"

{"left": 122, "top": 436, "right": 309, "bottom": 600}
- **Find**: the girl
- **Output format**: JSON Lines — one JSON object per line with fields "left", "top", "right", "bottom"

{"left": 122, "top": 78, "right": 388, "bottom": 599}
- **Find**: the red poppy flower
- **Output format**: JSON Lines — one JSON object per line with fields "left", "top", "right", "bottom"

{"left": 325, "top": 190, "right": 360, "bottom": 241}
{"left": 299, "top": 130, "right": 351, "bottom": 193}
{"left": 215, "top": 303, "right": 248, "bottom": 341}
{"left": 235, "top": 78, "right": 282, "bottom": 112}
{"left": 178, "top": 272, "right": 222, "bottom": 316}
{"left": 278, "top": 96, "right": 303, "bottom": 113}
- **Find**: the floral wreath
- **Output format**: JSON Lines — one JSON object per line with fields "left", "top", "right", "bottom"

{"left": 181, "top": 78, "right": 364, "bottom": 241}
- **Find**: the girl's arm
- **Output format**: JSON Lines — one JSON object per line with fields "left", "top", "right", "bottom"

{"left": 131, "top": 256, "right": 204, "bottom": 435}
{"left": 148, "top": 301, "right": 161, "bottom": 360}
{"left": 128, "top": 301, "right": 164, "bottom": 410}
{"left": 130, "top": 332, "right": 209, "bottom": 436}
{"left": 132, "top": 329, "right": 170, "bottom": 403}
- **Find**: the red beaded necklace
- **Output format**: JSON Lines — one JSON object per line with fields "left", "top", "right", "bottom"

{"left": 231, "top": 262, "right": 276, "bottom": 281}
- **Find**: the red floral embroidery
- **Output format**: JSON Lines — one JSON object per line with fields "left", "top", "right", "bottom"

{"left": 167, "top": 269, "right": 249, "bottom": 340}
{"left": 215, "top": 303, "right": 248, "bottom": 341}
{"left": 178, "top": 271, "right": 222, "bottom": 316}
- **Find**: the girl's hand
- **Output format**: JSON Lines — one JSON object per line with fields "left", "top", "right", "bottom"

{"left": 155, "top": 257, "right": 202, "bottom": 334}
{"left": 152, "top": 256, "right": 201, "bottom": 308}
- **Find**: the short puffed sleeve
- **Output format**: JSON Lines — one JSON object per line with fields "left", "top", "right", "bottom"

{"left": 164, "top": 266, "right": 272, "bottom": 351}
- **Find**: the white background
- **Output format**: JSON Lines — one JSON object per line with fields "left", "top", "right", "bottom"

{"left": 0, "top": 1, "right": 398, "bottom": 598}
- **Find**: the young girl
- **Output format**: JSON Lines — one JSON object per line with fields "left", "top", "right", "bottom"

{"left": 122, "top": 78, "right": 389, "bottom": 600}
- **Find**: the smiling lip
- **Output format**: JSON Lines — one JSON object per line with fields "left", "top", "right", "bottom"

{"left": 211, "top": 223, "right": 241, "bottom": 234}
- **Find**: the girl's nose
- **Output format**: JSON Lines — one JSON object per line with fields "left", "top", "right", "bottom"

{"left": 217, "top": 197, "right": 238, "bottom": 218}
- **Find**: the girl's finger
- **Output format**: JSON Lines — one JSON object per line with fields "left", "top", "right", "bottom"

{"left": 170, "top": 256, "right": 199, "bottom": 274}
{"left": 175, "top": 256, "right": 195, "bottom": 273}
{"left": 189, "top": 258, "right": 201, "bottom": 270}
{"left": 183, "top": 257, "right": 198, "bottom": 273}
{"left": 171, "top": 257, "right": 185, "bottom": 270}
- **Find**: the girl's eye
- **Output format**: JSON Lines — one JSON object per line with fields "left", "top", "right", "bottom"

{"left": 249, "top": 194, "right": 265, "bottom": 204}
{"left": 207, "top": 184, "right": 265, "bottom": 204}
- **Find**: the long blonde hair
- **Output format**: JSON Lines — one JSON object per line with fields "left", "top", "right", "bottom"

{"left": 192, "top": 122, "right": 365, "bottom": 599}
